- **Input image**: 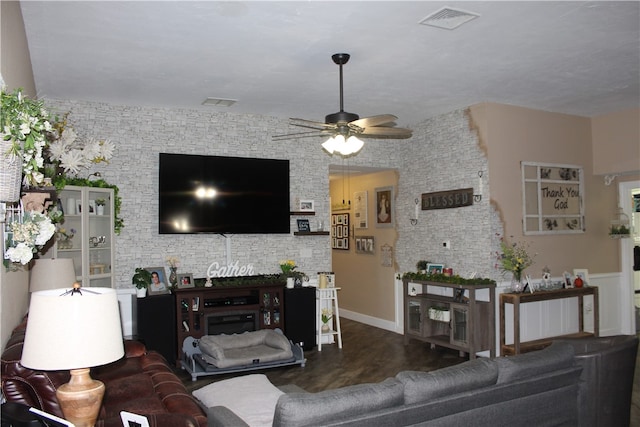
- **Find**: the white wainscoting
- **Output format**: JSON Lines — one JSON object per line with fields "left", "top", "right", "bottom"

{"left": 116, "top": 288, "right": 136, "bottom": 337}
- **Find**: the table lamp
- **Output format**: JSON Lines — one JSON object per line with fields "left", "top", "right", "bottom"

{"left": 21, "top": 285, "right": 124, "bottom": 427}
{"left": 29, "top": 258, "right": 77, "bottom": 292}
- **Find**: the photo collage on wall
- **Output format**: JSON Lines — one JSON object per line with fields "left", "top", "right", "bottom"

{"left": 331, "top": 213, "right": 349, "bottom": 250}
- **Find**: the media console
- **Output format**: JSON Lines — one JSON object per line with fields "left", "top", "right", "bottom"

{"left": 173, "top": 280, "right": 285, "bottom": 364}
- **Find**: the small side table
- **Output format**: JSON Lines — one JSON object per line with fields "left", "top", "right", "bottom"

{"left": 317, "top": 287, "right": 343, "bottom": 351}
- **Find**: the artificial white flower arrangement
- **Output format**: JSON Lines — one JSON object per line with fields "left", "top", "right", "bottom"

{"left": 47, "top": 115, "right": 114, "bottom": 175}
{"left": 4, "top": 211, "right": 56, "bottom": 266}
{"left": 1, "top": 87, "right": 53, "bottom": 186}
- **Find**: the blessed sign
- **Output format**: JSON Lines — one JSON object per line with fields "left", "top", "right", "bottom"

{"left": 421, "top": 188, "right": 474, "bottom": 210}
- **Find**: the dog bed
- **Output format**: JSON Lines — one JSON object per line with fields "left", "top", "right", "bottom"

{"left": 181, "top": 329, "right": 306, "bottom": 381}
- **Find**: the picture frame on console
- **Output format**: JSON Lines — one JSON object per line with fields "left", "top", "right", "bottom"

{"left": 178, "top": 273, "right": 195, "bottom": 289}
{"left": 426, "top": 263, "right": 444, "bottom": 274}
{"left": 146, "top": 267, "right": 170, "bottom": 295}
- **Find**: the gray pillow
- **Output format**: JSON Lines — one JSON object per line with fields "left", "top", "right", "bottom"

{"left": 397, "top": 358, "right": 498, "bottom": 405}
{"left": 273, "top": 378, "right": 404, "bottom": 427}
{"left": 496, "top": 341, "right": 575, "bottom": 384}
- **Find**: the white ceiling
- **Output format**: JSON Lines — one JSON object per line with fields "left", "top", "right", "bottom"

{"left": 20, "top": 1, "right": 640, "bottom": 129}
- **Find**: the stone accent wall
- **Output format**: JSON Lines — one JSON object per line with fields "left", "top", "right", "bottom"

{"left": 45, "top": 99, "right": 501, "bottom": 288}
{"left": 45, "top": 100, "right": 336, "bottom": 286}
{"left": 396, "top": 109, "right": 500, "bottom": 280}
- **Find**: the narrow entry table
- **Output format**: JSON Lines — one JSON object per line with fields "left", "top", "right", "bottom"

{"left": 500, "top": 286, "right": 598, "bottom": 356}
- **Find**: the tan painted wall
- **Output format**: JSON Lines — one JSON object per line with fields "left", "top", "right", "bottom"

{"left": 1, "top": 1, "right": 36, "bottom": 95}
{"left": 591, "top": 108, "right": 640, "bottom": 176}
{"left": 330, "top": 170, "right": 398, "bottom": 322}
{"left": 1, "top": 1, "right": 35, "bottom": 347}
{"left": 470, "top": 103, "right": 619, "bottom": 275}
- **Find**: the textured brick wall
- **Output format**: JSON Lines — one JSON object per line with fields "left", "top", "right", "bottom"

{"left": 45, "top": 99, "right": 501, "bottom": 287}
{"left": 395, "top": 109, "right": 501, "bottom": 280}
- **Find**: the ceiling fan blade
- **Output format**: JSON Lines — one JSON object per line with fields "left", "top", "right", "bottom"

{"left": 350, "top": 114, "right": 398, "bottom": 128}
{"left": 272, "top": 130, "right": 332, "bottom": 141}
{"left": 290, "top": 118, "right": 335, "bottom": 128}
{"left": 359, "top": 126, "right": 413, "bottom": 139}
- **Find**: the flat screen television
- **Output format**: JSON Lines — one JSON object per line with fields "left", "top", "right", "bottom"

{"left": 159, "top": 153, "right": 290, "bottom": 234}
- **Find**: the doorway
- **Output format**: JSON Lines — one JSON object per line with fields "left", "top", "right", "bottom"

{"left": 619, "top": 180, "right": 640, "bottom": 334}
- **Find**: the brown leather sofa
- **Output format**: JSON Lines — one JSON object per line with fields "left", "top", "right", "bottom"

{"left": 1, "top": 317, "right": 207, "bottom": 427}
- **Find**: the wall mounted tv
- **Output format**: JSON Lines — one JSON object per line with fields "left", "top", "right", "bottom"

{"left": 159, "top": 153, "right": 290, "bottom": 234}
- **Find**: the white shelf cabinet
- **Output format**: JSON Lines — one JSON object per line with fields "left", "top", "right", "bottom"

{"left": 54, "top": 186, "right": 115, "bottom": 288}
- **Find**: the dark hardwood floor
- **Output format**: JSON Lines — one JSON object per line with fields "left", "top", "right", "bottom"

{"left": 178, "top": 318, "right": 640, "bottom": 425}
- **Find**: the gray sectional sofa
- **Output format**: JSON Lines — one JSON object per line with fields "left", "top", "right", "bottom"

{"left": 205, "top": 335, "right": 638, "bottom": 427}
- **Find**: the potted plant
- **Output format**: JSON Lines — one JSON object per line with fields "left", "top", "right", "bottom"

{"left": 416, "top": 260, "right": 430, "bottom": 273}
{"left": 132, "top": 267, "right": 152, "bottom": 298}
{"left": 95, "top": 198, "right": 106, "bottom": 215}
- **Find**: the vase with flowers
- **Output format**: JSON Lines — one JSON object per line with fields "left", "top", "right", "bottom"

{"left": 56, "top": 227, "right": 76, "bottom": 250}
{"left": 321, "top": 308, "right": 333, "bottom": 332}
{"left": 3, "top": 211, "right": 56, "bottom": 267}
{"left": 496, "top": 236, "right": 535, "bottom": 292}
{"left": 279, "top": 259, "right": 297, "bottom": 288}
{"left": 166, "top": 256, "right": 180, "bottom": 288}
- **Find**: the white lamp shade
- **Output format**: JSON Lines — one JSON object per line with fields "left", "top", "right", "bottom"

{"left": 21, "top": 287, "right": 124, "bottom": 370}
{"left": 30, "top": 258, "right": 77, "bottom": 293}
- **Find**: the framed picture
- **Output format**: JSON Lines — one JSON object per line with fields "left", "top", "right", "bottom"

{"left": 178, "top": 273, "right": 195, "bottom": 289}
{"left": 146, "top": 267, "right": 170, "bottom": 295}
{"left": 331, "top": 213, "right": 349, "bottom": 249}
{"left": 426, "top": 263, "right": 444, "bottom": 275}
{"left": 355, "top": 236, "right": 375, "bottom": 254}
{"left": 353, "top": 190, "right": 368, "bottom": 229}
{"left": 297, "top": 218, "right": 310, "bottom": 232}
{"left": 375, "top": 186, "right": 394, "bottom": 228}
{"left": 299, "top": 199, "right": 315, "bottom": 212}
{"left": 120, "top": 411, "right": 150, "bottom": 427}
{"left": 88, "top": 199, "right": 96, "bottom": 215}
{"left": 573, "top": 268, "right": 590, "bottom": 286}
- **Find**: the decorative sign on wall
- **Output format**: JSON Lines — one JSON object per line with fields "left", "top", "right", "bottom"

{"left": 421, "top": 188, "right": 474, "bottom": 210}
{"left": 521, "top": 161, "right": 584, "bottom": 235}
{"left": 331, "top": 213, "right": 350, "bottom": 250}
{"left": 353, "top": 190, "right": 368, "bottom": 229}
{"left": 207, "top": 261, "right": 256, "bottom": 277}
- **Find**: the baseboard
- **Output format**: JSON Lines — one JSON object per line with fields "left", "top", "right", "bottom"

{"left": 339, "top": 308, "right": 402, "bottom": 334}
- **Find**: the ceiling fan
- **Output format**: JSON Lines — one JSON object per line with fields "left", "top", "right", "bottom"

{"left": 273, "top": 53, "right": 412, "bottom": 156}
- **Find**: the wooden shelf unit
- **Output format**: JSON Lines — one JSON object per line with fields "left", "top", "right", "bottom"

{"left": 173, "top": 282, "right": 285, "bottom": 363}
{"left": 403, "top": 280, "right": 496, "bottom": 359}
{"left": 499, "top": 286, "right": 599, "bottom": 356}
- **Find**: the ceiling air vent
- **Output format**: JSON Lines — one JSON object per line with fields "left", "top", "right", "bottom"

{"left": 202, "top": 97, "right": 237, "bottom": 107}
{"left": 419, "top": 6, "right": 480, "bottom": 30}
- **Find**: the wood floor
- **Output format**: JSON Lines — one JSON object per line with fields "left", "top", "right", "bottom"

{"left": 178, "top": 318, "right": 640, "bottom": 425}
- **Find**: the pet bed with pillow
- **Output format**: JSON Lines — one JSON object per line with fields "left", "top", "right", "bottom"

{"left": 181, "top": 329, "right": 306, "bottom": 381}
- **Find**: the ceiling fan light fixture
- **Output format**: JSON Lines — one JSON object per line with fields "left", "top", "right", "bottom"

{"left": 322, "top": 134, "right": 364, "bottom": 156}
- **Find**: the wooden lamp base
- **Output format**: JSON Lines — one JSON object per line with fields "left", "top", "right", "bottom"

{"left": 56, "top": 368, "right": 105, "bottom": 427}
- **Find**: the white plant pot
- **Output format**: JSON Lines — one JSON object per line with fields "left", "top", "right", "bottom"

{"left": 136, "top": 288, "right": 147, "bottom": 298}
{"left": 96, "top": 205, "right": 105, "bottom": 215}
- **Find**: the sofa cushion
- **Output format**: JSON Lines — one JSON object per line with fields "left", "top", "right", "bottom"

{"left": 273, "top": 378, "right": 404, "bottom": 427}
{"left": 397, "top": 358, "right": 498, "bottom": 405}
{"left": 193, "top": 374, "right": 283, "bottom": 427}
{"left": 496, "top": 341, "right": 575, "bottom": 384}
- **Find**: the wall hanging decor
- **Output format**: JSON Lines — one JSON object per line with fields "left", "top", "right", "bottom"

{"left": 521, "top": 161, "right": 584, "bottom": 235}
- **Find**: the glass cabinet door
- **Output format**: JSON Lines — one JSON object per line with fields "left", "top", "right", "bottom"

{"left": 451, "top": 306, "right": 468, "bottom": 346}
{"left": 407, "top": 299, "right": 423, "bottom": 336}
{"left": 54, "top": 186, "right": 114, "bottom": 288}
{"left": 86, "top": 189, "right": 113, "bottom": 287}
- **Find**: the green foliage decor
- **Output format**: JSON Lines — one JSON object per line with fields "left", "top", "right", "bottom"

{"left": 400, "top": 271, "right": 496, "bottom": 286}
{"left": 132, "top": 268, "right": 152, "bottom": 289}
{"left": 53, "top": 176, "right": 124, "bottom": 235}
